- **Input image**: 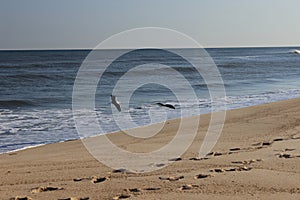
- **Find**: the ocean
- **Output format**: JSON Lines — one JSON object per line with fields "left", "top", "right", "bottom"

{"left": 1, "top": 47, "right": 300, "bottom": 153}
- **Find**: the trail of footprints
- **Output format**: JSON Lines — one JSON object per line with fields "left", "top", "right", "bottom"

{"left": 272, "top": 134, "right": 300, "bottom": 159}
{"left": 189, "top": 133, "right": 300, "bottom": 161}
{"left": 10, "top": 196, "right": 89, "bottom": 200}
{"left": 10, "top": 134, "right": 300, "bottom": 199}
{"left": 276, "top": 150, "right": 300, "bottom": 159}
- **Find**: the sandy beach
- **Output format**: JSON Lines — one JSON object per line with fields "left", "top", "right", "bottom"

{"left": 1, "top": 98, "right": 300, "bottom": 200}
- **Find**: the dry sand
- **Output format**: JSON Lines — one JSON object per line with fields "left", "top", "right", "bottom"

{"left": 1, "top": 98, "right": 300, "bottom": 200}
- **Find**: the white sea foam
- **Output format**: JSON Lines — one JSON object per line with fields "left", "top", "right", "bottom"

{"left": 2, "top": 88, "right": 300, "bottom": 153}
{"left": 2, "top": 143, "right": 46, "bottom": 155}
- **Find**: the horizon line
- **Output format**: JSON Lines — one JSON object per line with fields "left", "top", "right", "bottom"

{"left": 1, "top": 45, "right": 300, "bottom": 51}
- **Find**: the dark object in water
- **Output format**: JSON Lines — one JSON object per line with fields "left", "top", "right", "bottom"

{"left": 156, "top": 103, "right": 175, "bottom": 109}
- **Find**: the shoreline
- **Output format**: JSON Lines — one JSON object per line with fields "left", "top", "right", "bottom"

{"left": 3, "top": 96, "right": 300, "bottom": 155}
{"left": 1, "top": 98, "right": 300, "bottom": 199}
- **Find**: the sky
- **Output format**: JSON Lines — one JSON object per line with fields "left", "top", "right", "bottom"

{"left": 1, "top": 0, "right": 300, "bottom": 50}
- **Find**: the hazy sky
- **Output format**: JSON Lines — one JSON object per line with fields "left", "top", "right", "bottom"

{"left": 1, "top": 0, "right": 300, "bottom": 50}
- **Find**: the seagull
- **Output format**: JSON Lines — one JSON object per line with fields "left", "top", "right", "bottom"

{"left": 293, "top": 49, "right": 300, "bottom": 54}
{"left": 156, "top": 102, "right": 175, "bottom": 109}
{"left": 111, "top": 95, "right": 121, "bottom": 112}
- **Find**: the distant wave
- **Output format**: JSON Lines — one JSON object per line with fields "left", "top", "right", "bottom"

{"left": 0, "top": 100, "right": 35, "bottom": 107}
{"left": 0, "top": 61, "right": 82, "bottom": 68}
{"left": 194, "top": 83, "right": 229, "bottom": 88}
{"left": 217, "top": 64, "right": 242, "bottom": 68}
{"left": 3, "top": 73, "right": 72, "bottom": 81}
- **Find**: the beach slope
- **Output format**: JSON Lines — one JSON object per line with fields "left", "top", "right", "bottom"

{"left": 1, "top": 98, "right": 300, "bottom": 199}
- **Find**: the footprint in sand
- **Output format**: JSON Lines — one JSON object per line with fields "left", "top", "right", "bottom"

{"left": 143, "top": 187, "right": 161, "bottom": 191}
{"left": 229, "top": 147, "right": 241, "bottom": 152}
{"left": 112, "top": 194, "right": 131, "bottom": 199}
{"left": 210, "top": 166, "right": 252, "bottom": 173}
{"left": 91, "top": 176, "right": 109, "bottom": 183}
{"left": 116, "top": 188, "right": 142, "bottom": 199}
{"left": 73, "top": 178, "right": 83, "bottom": 182}
{"left": 10, "top": 196, "right": 32, "bottom": 200}
{"left": 292, "top": 134, "right": 300, "bottom": 140}
{"left": 112, "top": 168, "right": 135, "bottom": 174}
{"left": 277, "top": 153, "right": 292, "bottom": 158}
{"left": 276, "top": 152, "right": 300, "bottom": 159}
{"left": 189, "top": 157, "right": 209, "bottom": 161}
{"left": 124, "top": 188, "right": 141, "bottom": 193}
{"left": 252, "top": 142, "right": 262, "bottom": 146}
{"left": 58, "top": 198, "right": 89, "bottom": 200}
{"left": 147, "top": 163, "right": 166, "bottom": 168}
{"left": 225, "top": 167, "right": 238, "bottom": 172}
{"left": 112, "top": 168, "right": 127, "bottom": 173}
{"left": 232, "top": 158, "right": 262, "bottom": 165}
{"left": 262, "top": 141, "right": 273, "bottom": 146}
{"left": 209, "top": 168, "right": 225, "bottom": 173}
{"left": 285, "top": 148, "right": 295, "bottom": 151}
{"left": 74, "top": 176, "right": 105, "bottom": 182}
{"left": 194, "top": 174, "right": 212, "bottom": 179}
{"left": 31, "top": 186, "right": 63, "bottom": 193}
{"left": 238, "top": 166, "right": 252, "bottom": 171}
{"left": 159, "top": 175, "right": 184, "bottom": 181}
{"left": 251, "top": 141, "right": 273, "bottom": 147}
{"left": 155, "top": 163, "right": 165, "bottom": 167}
{"left": 208, "top": 152, "right": 224, "bottom": 156}
{"left": 224, "top": 166, "right": 252, "bottom": 172}
{"left": 168, "top": 157, "right": 182, "bottom": 161}
{"left": 231, "top": 161, "right": 244, "bottom": 164}
{"left": 179, "top": 184, "right": 198, "bottom": 191}
{"left": 273, "top": 138, "right": 285, "bottom": 142}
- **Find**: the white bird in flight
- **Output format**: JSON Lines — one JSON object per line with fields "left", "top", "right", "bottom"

{"left": 111, "top": 95, "right": 121, "bottom": 112}
{"left": 293, "top": 49, "right": 300, "bottom": 54}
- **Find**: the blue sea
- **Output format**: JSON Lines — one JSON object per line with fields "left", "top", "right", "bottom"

{"left": 1, "top": 47, "right": 300, "bottom": 153}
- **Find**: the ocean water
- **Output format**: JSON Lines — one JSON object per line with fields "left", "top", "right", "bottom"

{"left": 1, "top": 47, "right": 300, "bottom": 153}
